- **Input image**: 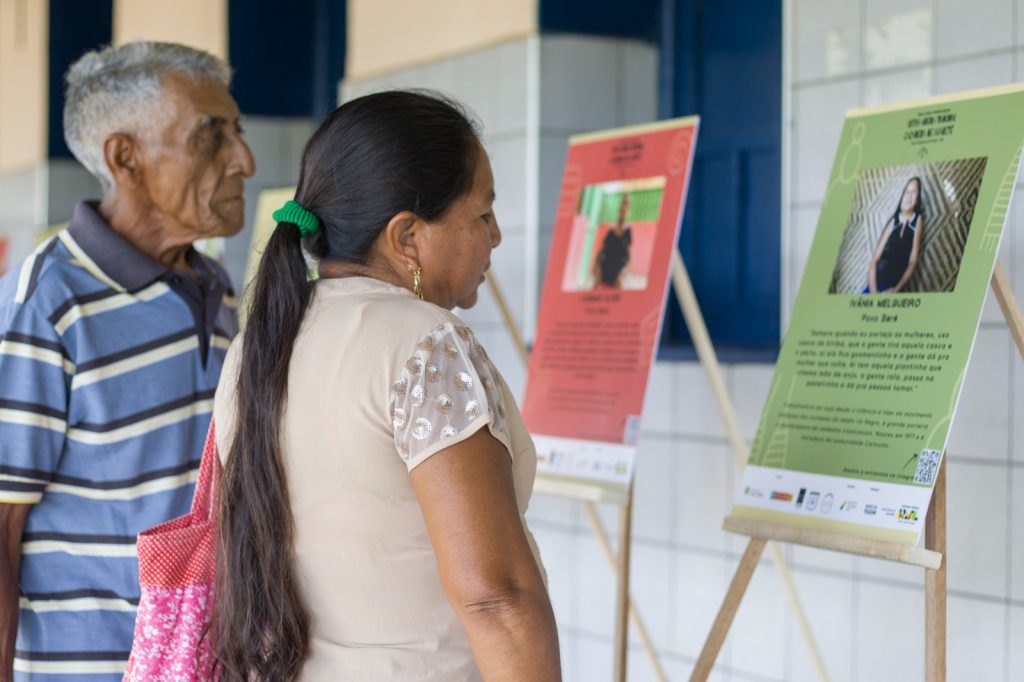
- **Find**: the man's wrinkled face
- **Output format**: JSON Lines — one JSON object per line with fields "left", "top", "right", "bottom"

{"left": 137, "top": 71, "right": 255, "bottom": 239}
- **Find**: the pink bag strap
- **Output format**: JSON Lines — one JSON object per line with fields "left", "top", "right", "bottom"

{"left": 190, "top": 418, "right": 221, "bottom": 521}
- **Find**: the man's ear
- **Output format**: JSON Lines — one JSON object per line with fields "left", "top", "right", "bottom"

{"left": 381, "top": 210, "right": 422, "bottom": 272}
{"left": 102, "top": 133, "right": 143, "bottom": 190}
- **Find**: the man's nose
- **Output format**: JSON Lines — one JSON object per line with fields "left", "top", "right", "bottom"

{"left": 230, "top": 136, "right": 256, "bottom": 178}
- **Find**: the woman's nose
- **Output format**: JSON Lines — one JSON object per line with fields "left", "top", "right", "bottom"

{"left": 490, "top": 215, "right": 502, "bottom": 248}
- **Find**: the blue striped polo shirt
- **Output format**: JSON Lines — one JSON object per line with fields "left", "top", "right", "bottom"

{"left": 0, "top": 201, "right": 237, "bottom": 680}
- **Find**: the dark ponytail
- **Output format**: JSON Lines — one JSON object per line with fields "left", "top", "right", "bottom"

{"left": 213, "top": 221, "right": 312, "bottom": 681}
{"left": 212, "top": 90, "right": 480, "bottom": 680}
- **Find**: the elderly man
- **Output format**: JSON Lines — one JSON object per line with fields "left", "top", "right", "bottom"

{"left": 0, "top": 42, "right": 253, "bottom": 680}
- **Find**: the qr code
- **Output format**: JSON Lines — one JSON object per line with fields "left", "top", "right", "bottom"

{"left": 913, "top": 449, "right": 942, "bottom": 484}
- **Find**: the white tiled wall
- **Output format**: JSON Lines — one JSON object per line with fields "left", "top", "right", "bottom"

{"left": 45, "top": 160, "right": 101, "bottom": 228}
{"left": 0, "top": 164, "right": 49, "bottom": 272}
{"left": 1011, "top": 604, "right": 1024, "bottom": 678}
{"left": 0, "top": 161, "right": 101, "bottom": 273}
{"left": 855, "top": 581, "right": 925, "bottom": 681}
{"left": 338, "top": 5, "right": 1024, "bottom": 678}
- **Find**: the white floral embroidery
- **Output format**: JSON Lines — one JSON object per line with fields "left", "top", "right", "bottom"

{"left": 390, "top": 322, "right": 510, "bottom": 466}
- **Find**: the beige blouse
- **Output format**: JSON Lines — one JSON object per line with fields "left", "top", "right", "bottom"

{"left": 213, "top": 276, "right": 543, "bottom": 681}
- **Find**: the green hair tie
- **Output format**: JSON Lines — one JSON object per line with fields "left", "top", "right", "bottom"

{"left": 273, "top": 199, "right": 321, "bottom": 237}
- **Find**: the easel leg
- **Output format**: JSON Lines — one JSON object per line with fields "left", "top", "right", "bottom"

{"left": 613, "top": 487, "right": 634, "bottom": 682}
{"left": 690, "top": 538, "right": 768, "bottom": 682}
{"left": 991, "top": 263, "right": 1024, "bottom": 361}
{"left": 925, "top": 462, "right": 947, "bottom": 682}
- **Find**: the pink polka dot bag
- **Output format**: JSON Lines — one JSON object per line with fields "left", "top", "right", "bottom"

{"left": 123, "top": 420, "right": 221, "bottom": 681}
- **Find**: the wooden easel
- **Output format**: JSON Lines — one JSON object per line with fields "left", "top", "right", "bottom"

{"left": 689, "top": 263, "right": 1024, "bottom": 682}
{"left": 486, "top": 247, "right": 832, "bottom": 681}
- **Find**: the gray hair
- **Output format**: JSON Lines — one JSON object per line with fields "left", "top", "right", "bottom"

{"left": 64, "top": 42, "right": 232, "bottom": 191}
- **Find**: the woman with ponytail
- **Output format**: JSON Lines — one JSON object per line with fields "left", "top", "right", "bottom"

{"left": 210, "top": 91, "right": 560, "bottom": 681}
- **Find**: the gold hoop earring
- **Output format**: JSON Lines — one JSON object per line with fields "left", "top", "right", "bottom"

{"left": 413, "top": 267, "right": 423, "bottom": 300}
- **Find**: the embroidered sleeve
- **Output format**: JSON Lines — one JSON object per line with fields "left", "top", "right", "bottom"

{"left": 389, "top": 322, "right": 511, "bottom": 470}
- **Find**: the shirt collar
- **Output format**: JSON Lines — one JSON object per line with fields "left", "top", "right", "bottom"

{"left": 65, "top": 201, "right": 203, "bottom": 292}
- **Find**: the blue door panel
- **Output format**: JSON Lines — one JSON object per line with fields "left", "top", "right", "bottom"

{"left": 662, "top": 0, "right": 781, "bottom": 352}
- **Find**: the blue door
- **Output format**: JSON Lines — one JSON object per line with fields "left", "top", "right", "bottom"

{"left": 661, "top": 0, "right": 782, "bottom": 355}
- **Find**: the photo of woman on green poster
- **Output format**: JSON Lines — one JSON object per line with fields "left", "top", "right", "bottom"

{"left": 829, "top": 157, "right": 986, "bottom": 295}
{"left": 864, "top": 176, "right": 925, "bottom": 293}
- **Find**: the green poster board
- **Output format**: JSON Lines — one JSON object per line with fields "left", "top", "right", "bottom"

{"left": 733, "top": 84, "right": 1024, "bottom": 545}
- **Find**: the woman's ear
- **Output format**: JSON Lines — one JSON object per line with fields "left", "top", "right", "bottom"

{"left": 381, "top": 211, "right": 422, "bottom": 272}
{"left": 103, "top": 133, "right": 143, "bottom": 190}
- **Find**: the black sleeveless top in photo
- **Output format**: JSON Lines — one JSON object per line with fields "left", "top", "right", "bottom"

{"left": 598, "top": 226, "right": 632, "bottom": 286}
{"left": 876, "top": 213, "right": 918, "bottom": 291}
